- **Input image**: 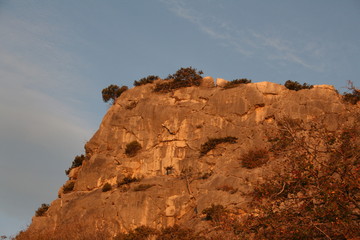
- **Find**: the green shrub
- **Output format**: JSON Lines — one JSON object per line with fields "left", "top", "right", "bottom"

{"left": 133, "top": 75, "right": 159, "bottom": 86}
{"left": 200, "top": 137, "right": 237, "bottom": 156}
{"left": 223, "top": 78, "right": 251, "bottom": 89}
{"left": 102, "top": 183, "right": 112, "bottom": 192}
{"left": 102, "top": 85, "right": 128, "bottom": 104}
{"left": 133, "top": 184, "right": 155, "bottom": 192}
{"left": 284, "top": 80, "right": 313, "bottom": 91}
{"left": 154, "top": 67, "right": 203, "bottom": 93}
{"left": 62, "top": 181, "right": 75, "bottom": 194}
{"left": 241, "top": 149, "right": 269, "bottom": 169}
{"left": 65, "top": 154, "right": 86, "bottom": 176}
{"left": 35, "top": 203, "right": 50, "bottom": 217}
{"left": 125, "top": 141, "right": 142, "bottom": 157}
{"left": 202, "top": 204, "right": 228, "bottom": 223}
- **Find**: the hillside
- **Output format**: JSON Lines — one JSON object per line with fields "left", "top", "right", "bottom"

{"left": 16, "top": 77, "right": 360, "bottom": 239}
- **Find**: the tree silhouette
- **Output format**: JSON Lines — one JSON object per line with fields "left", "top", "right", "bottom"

{"left": 101, "top": 85, "right": 128, "bottom": 104}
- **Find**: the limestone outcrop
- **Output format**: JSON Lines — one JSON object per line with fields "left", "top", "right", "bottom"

{"left": 25, "top": 79, "right": 359, "bottom": 238}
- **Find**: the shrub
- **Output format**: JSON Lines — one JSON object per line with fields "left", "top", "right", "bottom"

{"left": 102, "top": 85, "right": 128, "bottom": 104}
{"left": 343, "top": 81, "right": 360, "bottom": 105}
{"left": 115, "top": 226, "right": 158, "bottom": 240}
{"left": 133, "top": 184, "right": 155, "bottom": 192}
{"left": 154, "top": 67, "right": 203, "bottom": 93}
{"left": 284, "top": 80, "right": 313, "bottom": 91}
{"left": 62, "top": 181, "right": 75, "bottom": 194}
{"left": 133, "top": 75, "right": 159, "bottom": 86}
{"left": 157, "top": 225, "right": 206, "bottom": 240}
{"left": 200, "top": 137, "right": 237, "bottom": 156}
{"left": 117, "top": 176, "right": 140, "bottom": 187}
{"left": 65, "top": 154, "right": 86, "bottom": 176}
{"left": 102, "top": 183, "right": 112, "bottom": 192}
{"left": 35, "top": 203, "right": 50, "bottom": 217}
{"left": 202, "top": 204, "right": 228, "bottom": 223}
{"left": 223, "top": 78, "right": 251, "bottom": 89}
{"left": 241, "top": 149, "right": 269, "bottom": 169}
{"left": 125, "top": 141, "right": 142, "bottom": 157}
{"left": 243, "top": 118, "right": 360, "bottom": 239}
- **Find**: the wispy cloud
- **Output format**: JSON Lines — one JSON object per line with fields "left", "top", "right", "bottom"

{"left": 160, "top": 0, "right": 324, "bottom": 71}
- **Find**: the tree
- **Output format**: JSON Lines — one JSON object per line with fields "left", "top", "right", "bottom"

{"left": 101, "top": 85, "right": 128, "bottom": 104}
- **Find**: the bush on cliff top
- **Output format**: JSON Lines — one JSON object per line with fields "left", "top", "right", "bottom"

{"left": 223, "top": 78, "right": 251, "bottom": 89}
{"left": 102, "top": 84, "right": 128, "bottom": 104}
{"left": 154, "top": 67, "right": 203, "bottom": 93}
{"left": 284, "top": 80, "right": 313, "bottom": 91}
{"left": 133, "top": 75, "right": 159, "bottom": 86}
{"left": 343, "top": 81, "right": 360, "bottom": 105}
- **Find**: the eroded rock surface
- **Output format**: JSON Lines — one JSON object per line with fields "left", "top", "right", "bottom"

{"left": 27, "top": 80, "right": 359, "bottom": 236}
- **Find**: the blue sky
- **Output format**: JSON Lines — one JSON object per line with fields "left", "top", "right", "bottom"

{"left": 0, "top": 0, "right": 359, "bottom": 236}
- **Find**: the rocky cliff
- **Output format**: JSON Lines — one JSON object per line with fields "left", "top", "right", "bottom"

{"left": 22, "top": 78, "right": 360, "bottom": 239}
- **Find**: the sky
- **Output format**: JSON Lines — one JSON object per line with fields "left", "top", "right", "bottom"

{"left": 0, "top": 0, "right": 359, "bottom": 237}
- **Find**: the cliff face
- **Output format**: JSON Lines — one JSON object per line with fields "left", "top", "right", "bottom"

{"left": 27, "top": 79, "right": 359, "bottom": 237}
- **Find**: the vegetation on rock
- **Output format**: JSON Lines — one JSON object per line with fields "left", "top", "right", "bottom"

{"left": 62, "top": 181, "right": 75, "bottom": 194}
{"left": 223, "top": 78, "right": 251, "bottom": 89}
{"left": 65, "top": 154, "right": 86, "bottom": 176}
{"left": 241, "top": 149, "right": 269, "bottom": 169}
{"left": 125, "top": 141, "right": 142, "bottom": 157}
{"left": 133, "top": 75, "right": 159, "bottom": 86}
{"left": 102, "top": 84, "right": 128, "bottom": 104}
{"left": 102, "top": 183, "right": 112, "bottom": 192}
{"left": 343, "top": 81, "right": 360, "bottom": 105}
{"left": 284, "top": 80, "right": 313, "bottom": 91}
{"left": 154, "top": 67, "right": 203, "bottom": 93}
{"left": 35, "top": 204, "right": 49, "bottom": 217}
{"left": 200, "top": 137, "right": 237, "bottom": 156}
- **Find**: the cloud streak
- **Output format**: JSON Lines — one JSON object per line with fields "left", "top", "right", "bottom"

{"left": 161, "top": 0, "right": 323, "bottom": 71}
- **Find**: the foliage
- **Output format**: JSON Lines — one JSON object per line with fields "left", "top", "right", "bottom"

{"left": 241, "top": 149, "right": 269, "bottom": 169}
{"left": 115, "top": 225, "right": 206, "bottom": 240}
{"left": 238, "top": 118, "right": 360, "bottom": 239}
{"left": 200, "top": 137, "right": 237, "bottom": 156}
{"left": 202, "top": 204, "right": 228, "bottom": 223}
{"left": 133, "top": 75, "right": 159, "bottom": 86}
{"left": 343, "top": 81, "right": 360, "bottom": 105}
{"left": 62, "top": 181, "right": 75, "bottom": 194}
{"left": 101, "top": 84, "right": 128, "bottom": 104}
{"left": 154, "top": 67, "right": 203, "bottom": 93}
{"left": 133, "top": 184, "right": 155, "bottom": 192}
{"left": 223, "top": 78, "right": 251, "bottom": 89}
{"left": 65, "top": 154, "right": 86, "bottom": 176}
{"left": 102, "top": 183, "right": 112, "bottom": 192}
{"left": 125, "top": 141, "right": 142, "bottom": 157}
{"left": 157, "top": 225, "right": 206, "bottom": 240}
{"left": 117, "top": 176, "right": 141, "bottom": 187}
{"left": 284, "top": 80, "right": 313, "bottom": 91}
{"left": 35, "top": 203, "right": 50, "bottom": 217}
{"left": 115, "top": 226, "right": 158, "bottom": 240}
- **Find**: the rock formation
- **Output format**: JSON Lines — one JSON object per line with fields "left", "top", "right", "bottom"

{"left": 22, "top": 79, "right": 360, "bottom": 239}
